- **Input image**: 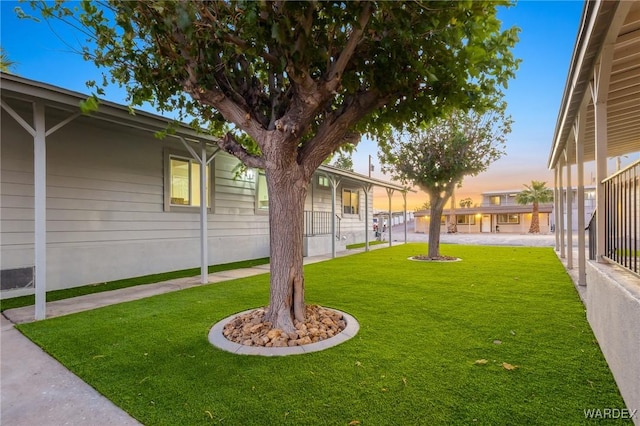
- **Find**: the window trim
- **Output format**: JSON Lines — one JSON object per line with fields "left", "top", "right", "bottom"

{"left": 163, "top": 148, "right": 214, "bottom": 213}
{"left": 497, "top": 213, "right": 520, "bottom": 224}
{"left": 456, "top": 214, "right": 476, "bottom": 225}
{"left": 342, "top": 188, "right": 360, "bottom": 215}
{"left": 317, "top": 175, "right": 330, "bottom": 189}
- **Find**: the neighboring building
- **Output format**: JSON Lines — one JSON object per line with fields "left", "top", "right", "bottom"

{"left": 548, "top": 1, "right": 640, "bottom": 418}
{"left": 0, "top": 74, "right": 406, "bottom": 300}
{"left": 413, "top": 189, "right": 555, "bottom": 234}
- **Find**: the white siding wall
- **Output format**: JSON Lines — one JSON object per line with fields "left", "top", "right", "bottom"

{"left": 1, "top": 109, "right": 269, "bottom": 293}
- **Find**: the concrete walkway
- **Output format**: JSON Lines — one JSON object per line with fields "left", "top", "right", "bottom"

{"left": 0, "top": 234, "right": 556, "bottom": 425}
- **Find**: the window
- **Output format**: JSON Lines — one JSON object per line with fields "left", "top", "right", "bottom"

{"left": 489, "top": 196, "right": 501, "bottom": 205}
{"left": 497, "top": 214, "right": 520, "bottom": 224}
{"left": 456, "top": 215, "right": 476, "bottom": 225}
{"left": 440, "top": 216, "right": 446, "bottom": 225}
{"left": 342, "top": 189, "right": 359, "bottom": 215}
{"left": 168, "top": 155, "right": 210, "bottom": 208}
{"left": 256, "top": 171, "right": 269, "bottom": 210}
{"left": 317, "top": 175, "right": 330, "bottom": 188}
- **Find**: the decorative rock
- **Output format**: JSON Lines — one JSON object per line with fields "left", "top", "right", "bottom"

{"left": 222, "top": 305, "right": 347, "bottom": 348}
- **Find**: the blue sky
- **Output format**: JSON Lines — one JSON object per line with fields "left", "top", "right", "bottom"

{"left": 2, "top": 1, "right": 610, "bottom": 209}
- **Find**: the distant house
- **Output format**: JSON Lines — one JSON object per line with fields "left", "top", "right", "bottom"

{"left": 413, "top": 189, "right": 555, "bottom": 234}
{"left": 0, "top": 73, "right": 406, "bottom": 301}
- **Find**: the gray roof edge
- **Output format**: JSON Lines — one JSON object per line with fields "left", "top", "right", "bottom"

{"left": 0, "top": 72, "right": 219, "bottom": 142}
{"left": 317, "top": 164, "right": 409, "bottom": 191}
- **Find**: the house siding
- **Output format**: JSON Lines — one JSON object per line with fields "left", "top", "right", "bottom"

{"left": 1, "top": 108, "right": 269, "bottom": 293}
{"left": 1, "top": 76, "right": 398, "bottom": 296}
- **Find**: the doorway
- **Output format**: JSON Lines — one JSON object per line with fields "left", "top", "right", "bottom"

{"left": 481, "top": 215, "right": 491, "bottom": 233}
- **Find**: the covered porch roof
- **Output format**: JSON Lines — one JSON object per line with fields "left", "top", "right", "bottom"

{"left": 548, "top": 1, "right": 640, "bottom": 168}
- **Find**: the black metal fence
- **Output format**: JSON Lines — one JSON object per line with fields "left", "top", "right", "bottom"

{"left": 304, "top": 211, "right": 340, "bottom": 237}
{"left": 603, "top": 160, "right": 639, "bottom": 275}
{"left": 587, "top": 211, "right": 597, "bottom": 261}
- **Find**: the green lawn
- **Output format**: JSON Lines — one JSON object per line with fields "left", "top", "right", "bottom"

{"left": 17, "top": 244, "right": 628, "bottom": 425}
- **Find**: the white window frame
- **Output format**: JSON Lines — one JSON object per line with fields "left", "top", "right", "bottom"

{"left": 317, "top": 175, "right": 330, "bottom": 188}
{"left": 456, "top": 214, "right": 476, "bottom": 225}
{"left": 342, "top": 188, "right": 360, "bottom": 215}
{"left": 497, "top": 213, "right": 520, "bottom": 224}
{"left": 163, "top": 149, "right": 214, "bottom": 212}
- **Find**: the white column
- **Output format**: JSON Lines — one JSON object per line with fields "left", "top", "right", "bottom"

{"left": 403, "top": 191, "right": 408, "bottom": 243}
{"left": 554, "top": 168, "right": 560, "bottom": 252}
{"left": 558, "top": 159, "right": 566, "bottom": 259}
{"left": 34, "top": 102, "right": 47, "bottom": 320}
{"left": 386, "top": 188, "right": 394, "bottom": 247}
{"left": 576, "top": 103, "right": 587, "bottom": 286}
{"left": 329, "top": 176, "right": 339, "bottom": 258}
{"left": 593, "top": 45, "right": 613, "bottom": 263}
{"left": 566, "top": 146, "right": 574, "bottom": 269}
{"left": 199, "top": 141, "right": 208, "bottom": 284}
{"left": 363, "top": 184, "right": 372, "bottom": 252}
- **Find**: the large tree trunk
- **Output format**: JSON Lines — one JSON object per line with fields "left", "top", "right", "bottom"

{"left": 428, "top": 199, "right": 446, "bottom": 258}
{"left": 528, "top": 201, "right": 540, "bottom": 234}
{"left": 264, "top": 166, "right": 308, "bottom": 334}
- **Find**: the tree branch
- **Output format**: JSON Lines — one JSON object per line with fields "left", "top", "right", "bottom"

{"left": 217, "top": 132, "right": 265, "bottom": 169}
{"left": 324, "top": 2, "right": 373, "bottom": 91}
{"left": 299, "top": 90, "right": 387, "bottom": 179}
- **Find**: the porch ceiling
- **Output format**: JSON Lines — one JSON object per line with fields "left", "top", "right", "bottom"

{"left": 549, "top": 1, "right": 640, "bottom": 168}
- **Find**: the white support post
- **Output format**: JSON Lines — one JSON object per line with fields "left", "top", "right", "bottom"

{"left": 329, "top": 176, "right": 340, "bottom": 258}
{"left": 386, "top": 188, "right": 394, "bottom": 247}
{"left": 1, "top": 100, "right": 80, "bottom": 321}
{"left": 363, "top": 184, "right": 372, "bottom": 252}
{"left": 199, "top": 141, "right": 208, "bottom": 284}
{"left": 566, "top": 146, "right": 574, "bottom": 269}
{"left": 558, "top": 159, "right": 566, "bottom": 259}
{"left": 176, "top": 137, "right": 220, "bottom": 284}
{"left": 576, "top": 103, "right": 587, "bottom": 285}
{"left": 554, "top": 168, "right": 560, "bottom": 252}
{"left": 34, "top": 103, "right": 47, "bottom": 320}
{"left": 402, "top": 191, "right": 408, "bottom": 243}
{"left": 593, "top": 45, "right": 613, "bottom": 263}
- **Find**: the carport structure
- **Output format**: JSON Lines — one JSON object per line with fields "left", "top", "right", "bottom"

{"left": 548, "top": 0, "right": 640, "bottom": 415}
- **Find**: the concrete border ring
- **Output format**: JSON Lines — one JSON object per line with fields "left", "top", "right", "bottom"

{"left": 208, "top": 307, "right": 360, "bottom": 356}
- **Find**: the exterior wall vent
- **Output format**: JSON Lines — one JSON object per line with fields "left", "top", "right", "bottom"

{"left": 1, "top": 267, "right": 35, "bottom": 291}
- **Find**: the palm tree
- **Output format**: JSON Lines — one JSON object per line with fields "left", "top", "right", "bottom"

{"left": 516, "top": 181, "right": 554, "bottom": 233}
{"left": 1, "top": 48, "right": 17, "bottom": 74}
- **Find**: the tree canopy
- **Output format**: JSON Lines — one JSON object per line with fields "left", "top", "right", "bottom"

{"left": 29, "top": 1, "right": 519, "bottom": 169}
{"left": 26, "top": 0, "right": 520, "bottom": 331}
{"left": 380, "top": 108, "right": 512, "bottom": 257}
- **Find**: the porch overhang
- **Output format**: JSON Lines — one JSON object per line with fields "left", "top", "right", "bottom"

{"left": 548, "top": 1, "right": 640, "bottom": 169}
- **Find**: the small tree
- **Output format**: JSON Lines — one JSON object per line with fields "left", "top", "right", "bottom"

{"left": 27, "top": 1, "right": 518, "bottom": 332}
{"left": 330, "top": 152, "right": 354, "bottom": 172}
{"left": 460, "top": 198, "right": 473, "bottom": 208}
{"left": 381, "top": 109, "right": 511, "bottom": 258}
{"left": 515, "top": 181, "right": 553, "bottom": 233}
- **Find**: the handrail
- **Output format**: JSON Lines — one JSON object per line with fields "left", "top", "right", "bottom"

{"left": 303, "top": 211, "right": 341, "bottom": 238}
{"left": 602, "top": 158, "right": 640, "bottom": 183}
{"left": 601, "top": 161, "right": 639, "bottom": 276}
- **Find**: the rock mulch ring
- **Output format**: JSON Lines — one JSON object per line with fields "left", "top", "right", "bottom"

{"left": 223, "top": 304, "right": 347, "bottom": 348}
{"left": 410, "top": 255, "right": 461, "bottom": 262}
